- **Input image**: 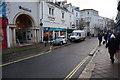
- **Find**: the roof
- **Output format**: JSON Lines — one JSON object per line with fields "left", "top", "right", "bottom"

{"left": 81, "top": 9, "right": 98, "bottom": 12}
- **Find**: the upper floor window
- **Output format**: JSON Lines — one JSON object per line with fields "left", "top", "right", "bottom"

{"left": 87, "top": 12, "right": 89, "bottom": 15}
{"left": 49, "top": 7, "right": 54, "bottom": 16}
{"left": 62, "top": 12, "right": 64, "bottom": 19}
{"left": 76, "top": 12, "right": 78, "bottom": 17}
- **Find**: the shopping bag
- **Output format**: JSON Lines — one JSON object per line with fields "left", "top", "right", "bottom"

{"left": 102, "top": 40, "right": 106, "bottom": 45}
{"left": 115, "top": 50, "right": 120, "bottom": 59}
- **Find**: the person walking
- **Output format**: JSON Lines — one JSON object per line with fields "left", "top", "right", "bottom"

{"left": 106, "top": 34, "right": 117, "bottom": 63}
{"left": 107, "top": 32, "right": 111, "bottom": 40}
{"left": 103, "top": 32, "right": 108, "bottom": 44}
{"left": 115, "top": 31, "right": 120, "bottom": 51}
{"left": 98, "top": 32, "right": 103, "bottom": 46}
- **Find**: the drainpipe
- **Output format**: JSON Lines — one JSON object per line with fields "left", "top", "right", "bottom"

{"left": 39, "top": 0, "right": 43, "bottom": 42}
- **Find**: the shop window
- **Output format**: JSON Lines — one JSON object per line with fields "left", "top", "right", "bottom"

{"left": 43, "top": 31, "right": 48, "bottom": 41}
{"left": 49, "top": 31, "right": 53, "bottom": 40}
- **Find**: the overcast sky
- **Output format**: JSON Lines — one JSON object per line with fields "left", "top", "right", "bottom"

{"left": 58, "top": 0, "right": 117, "bottom": 20}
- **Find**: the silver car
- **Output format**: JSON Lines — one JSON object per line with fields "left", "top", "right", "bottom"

{"left": 52, "top": 36, "right": 67, "bottom": 45}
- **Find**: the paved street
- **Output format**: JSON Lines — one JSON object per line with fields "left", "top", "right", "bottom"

{"left": 2, "top": 38, "right": 98, "bottom": 79}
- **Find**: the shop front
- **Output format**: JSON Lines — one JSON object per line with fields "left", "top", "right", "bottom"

{"left": 0, "top": 17, "right": 8, "bottom": 49}
{"left": 7, "top": 13, "right": 39, "bottom": 47}
{"left": 42, "top": 27, "right": 67, "bottom": 42}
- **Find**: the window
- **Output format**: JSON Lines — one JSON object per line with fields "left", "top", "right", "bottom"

{"left": 88, "top": 12, "right": 89, "bottom": 15}
{"left": 76, "top": 20, "right": 78, "bottom": 26}
{"left": 49, "top": 8, "right": 51, "bottom": 15}
{"left": 62, "top": 12, "right": 64, "bottom": 19}
{"left": 81, "top": 18, "right": 83, "bottom": 21}
{"left": 52, "top": 9, "right": 54, "bottom": 15}
{"left": 49, "top": 7, "right": 54, "bottom": 16}
{"left": 76, "top": 12, "right": 78, "bottom": 17}
{"left": 72, "top": 9, "right": 74, "bottom": 12}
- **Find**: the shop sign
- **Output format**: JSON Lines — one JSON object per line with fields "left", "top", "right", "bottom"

{"left": 42, "top": 27, "right": 66, "bottom": 31}
{"left": 19, "top": 6, "right": 31, "bottom": 12}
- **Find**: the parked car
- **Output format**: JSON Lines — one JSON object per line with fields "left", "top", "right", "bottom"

{"left": 52, "top": 36, "right": 67, "bottom": 45}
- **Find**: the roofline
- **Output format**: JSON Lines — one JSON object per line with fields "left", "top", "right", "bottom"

{"left": 81, "top": 9, "right": 98, "bottom": 12}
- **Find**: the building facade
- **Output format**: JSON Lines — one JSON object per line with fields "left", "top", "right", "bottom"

{"left": 116, "top": 0, "right": 120, "bottom": 31}
{"left": 80, "top": 9, "right": 99, "bottom": 36}
{"left": 80, "top": 9, "right": 112, "bottom": 36}
{"left": 73, "top": 7, "right": 80, "bottom": 29}
{"left": 5, "top": 2, "right": 40, "bottom": 47}
{"left": 40, "top": 1, "right": 78, "bottom": 41}
{"left": 1, "top": 0, "right": 81, "bottom": 48}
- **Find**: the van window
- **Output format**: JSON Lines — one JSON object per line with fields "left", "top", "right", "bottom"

{"left": 71, "top": 32, "right": 81, "bottom": 36}
{"left": 77, "top": 33, "right": 81, "bottom": 36}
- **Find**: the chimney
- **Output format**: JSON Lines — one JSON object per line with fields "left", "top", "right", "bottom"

{"left": 63, "top": 0, "right": 67, "bottom": 3}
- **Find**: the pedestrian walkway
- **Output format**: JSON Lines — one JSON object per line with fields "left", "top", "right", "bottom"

{"left": 91, "top": 45, "right": 120, "bottom": 79}
{"left": 79, "top": 44, "right": 120, "bottom": 79}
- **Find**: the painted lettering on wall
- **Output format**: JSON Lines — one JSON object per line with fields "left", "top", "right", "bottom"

{"left": 19, "top": 6, "right": 31, "bottom": 12}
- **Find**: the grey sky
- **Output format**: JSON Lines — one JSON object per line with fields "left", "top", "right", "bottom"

{"left": 58, "top": 0, "right": 117, "bottom": 19}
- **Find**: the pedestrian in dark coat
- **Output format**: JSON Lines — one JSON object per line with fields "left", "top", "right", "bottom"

{"left": 98, "top": 32, "right": 103, "bottom": 46}
{"left": 115, "top": 32, "right": 120, "bottom": 51}
{"left": 106, "top": 34, "right": 117, "bottom": 63}
{"left": 103, "top": 33, "right": 108, "bottom": 44}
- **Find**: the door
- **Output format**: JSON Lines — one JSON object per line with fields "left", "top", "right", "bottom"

{"left": 55, "top": 31, "right": 59, "bottom": 39}
{"left": 26, "top": 29, "right": 33, "bottom": 43}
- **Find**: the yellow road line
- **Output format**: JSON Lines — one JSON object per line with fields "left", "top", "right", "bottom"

{"left": 64, "top": 56, "right": 90, "bottom": 80}
{"left": 0, "top": 50, "right": 51, "bottom": 67}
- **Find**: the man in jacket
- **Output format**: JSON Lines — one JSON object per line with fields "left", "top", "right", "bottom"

{"left": 98, "top": 32, "right": 103, "bottom": 46}
{"left": 106, "top": 34, "right": 117, "bottom": 63}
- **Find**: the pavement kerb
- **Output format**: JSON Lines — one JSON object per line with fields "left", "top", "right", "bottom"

{"left": 79, "top": 45, "right": 99, "bottom": 78}
{"left": 88, "top": 45, "right": 99, "bottom": 56}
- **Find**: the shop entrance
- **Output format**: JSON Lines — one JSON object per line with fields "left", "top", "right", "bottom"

{"left": 15, "top": 14, "right": 34, "bottom": 43}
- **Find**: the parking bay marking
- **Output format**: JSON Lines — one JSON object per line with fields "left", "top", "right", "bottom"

{"left": 64, "top": 56, "right": 90, "bottom": 80}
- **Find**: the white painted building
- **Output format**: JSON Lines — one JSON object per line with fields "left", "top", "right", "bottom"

{"left": 5, "top": 2, "right": 40, "bottom": 47}
{"left": 73, "top": 7, "right": 80, "bottom": 29}
{"left": 40, "top": 1, "right": 75, "bottom": 41}
{"left": 3, "top": 0, "right": 80, "bottom": 48}
{"left": 80, "top": 9, "right": 108, "bottom": 36}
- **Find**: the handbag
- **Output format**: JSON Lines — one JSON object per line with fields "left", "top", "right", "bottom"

{"left": 102, "top": 40, "right": 106, "bottom": 45}
{"left": 115, "top": 50, "right": 120, "bottom": 59}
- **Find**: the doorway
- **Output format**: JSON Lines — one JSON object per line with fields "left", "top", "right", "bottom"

{"left": 15, "top": 14, "right": 34, "bottom": 43}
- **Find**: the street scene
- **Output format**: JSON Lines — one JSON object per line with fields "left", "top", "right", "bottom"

{"left": 0, "top": 0, "right": 120, "bottom": 80}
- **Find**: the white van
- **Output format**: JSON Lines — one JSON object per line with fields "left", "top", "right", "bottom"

{"left": 70, "top": 30, "right": 86, "bottom": 42}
